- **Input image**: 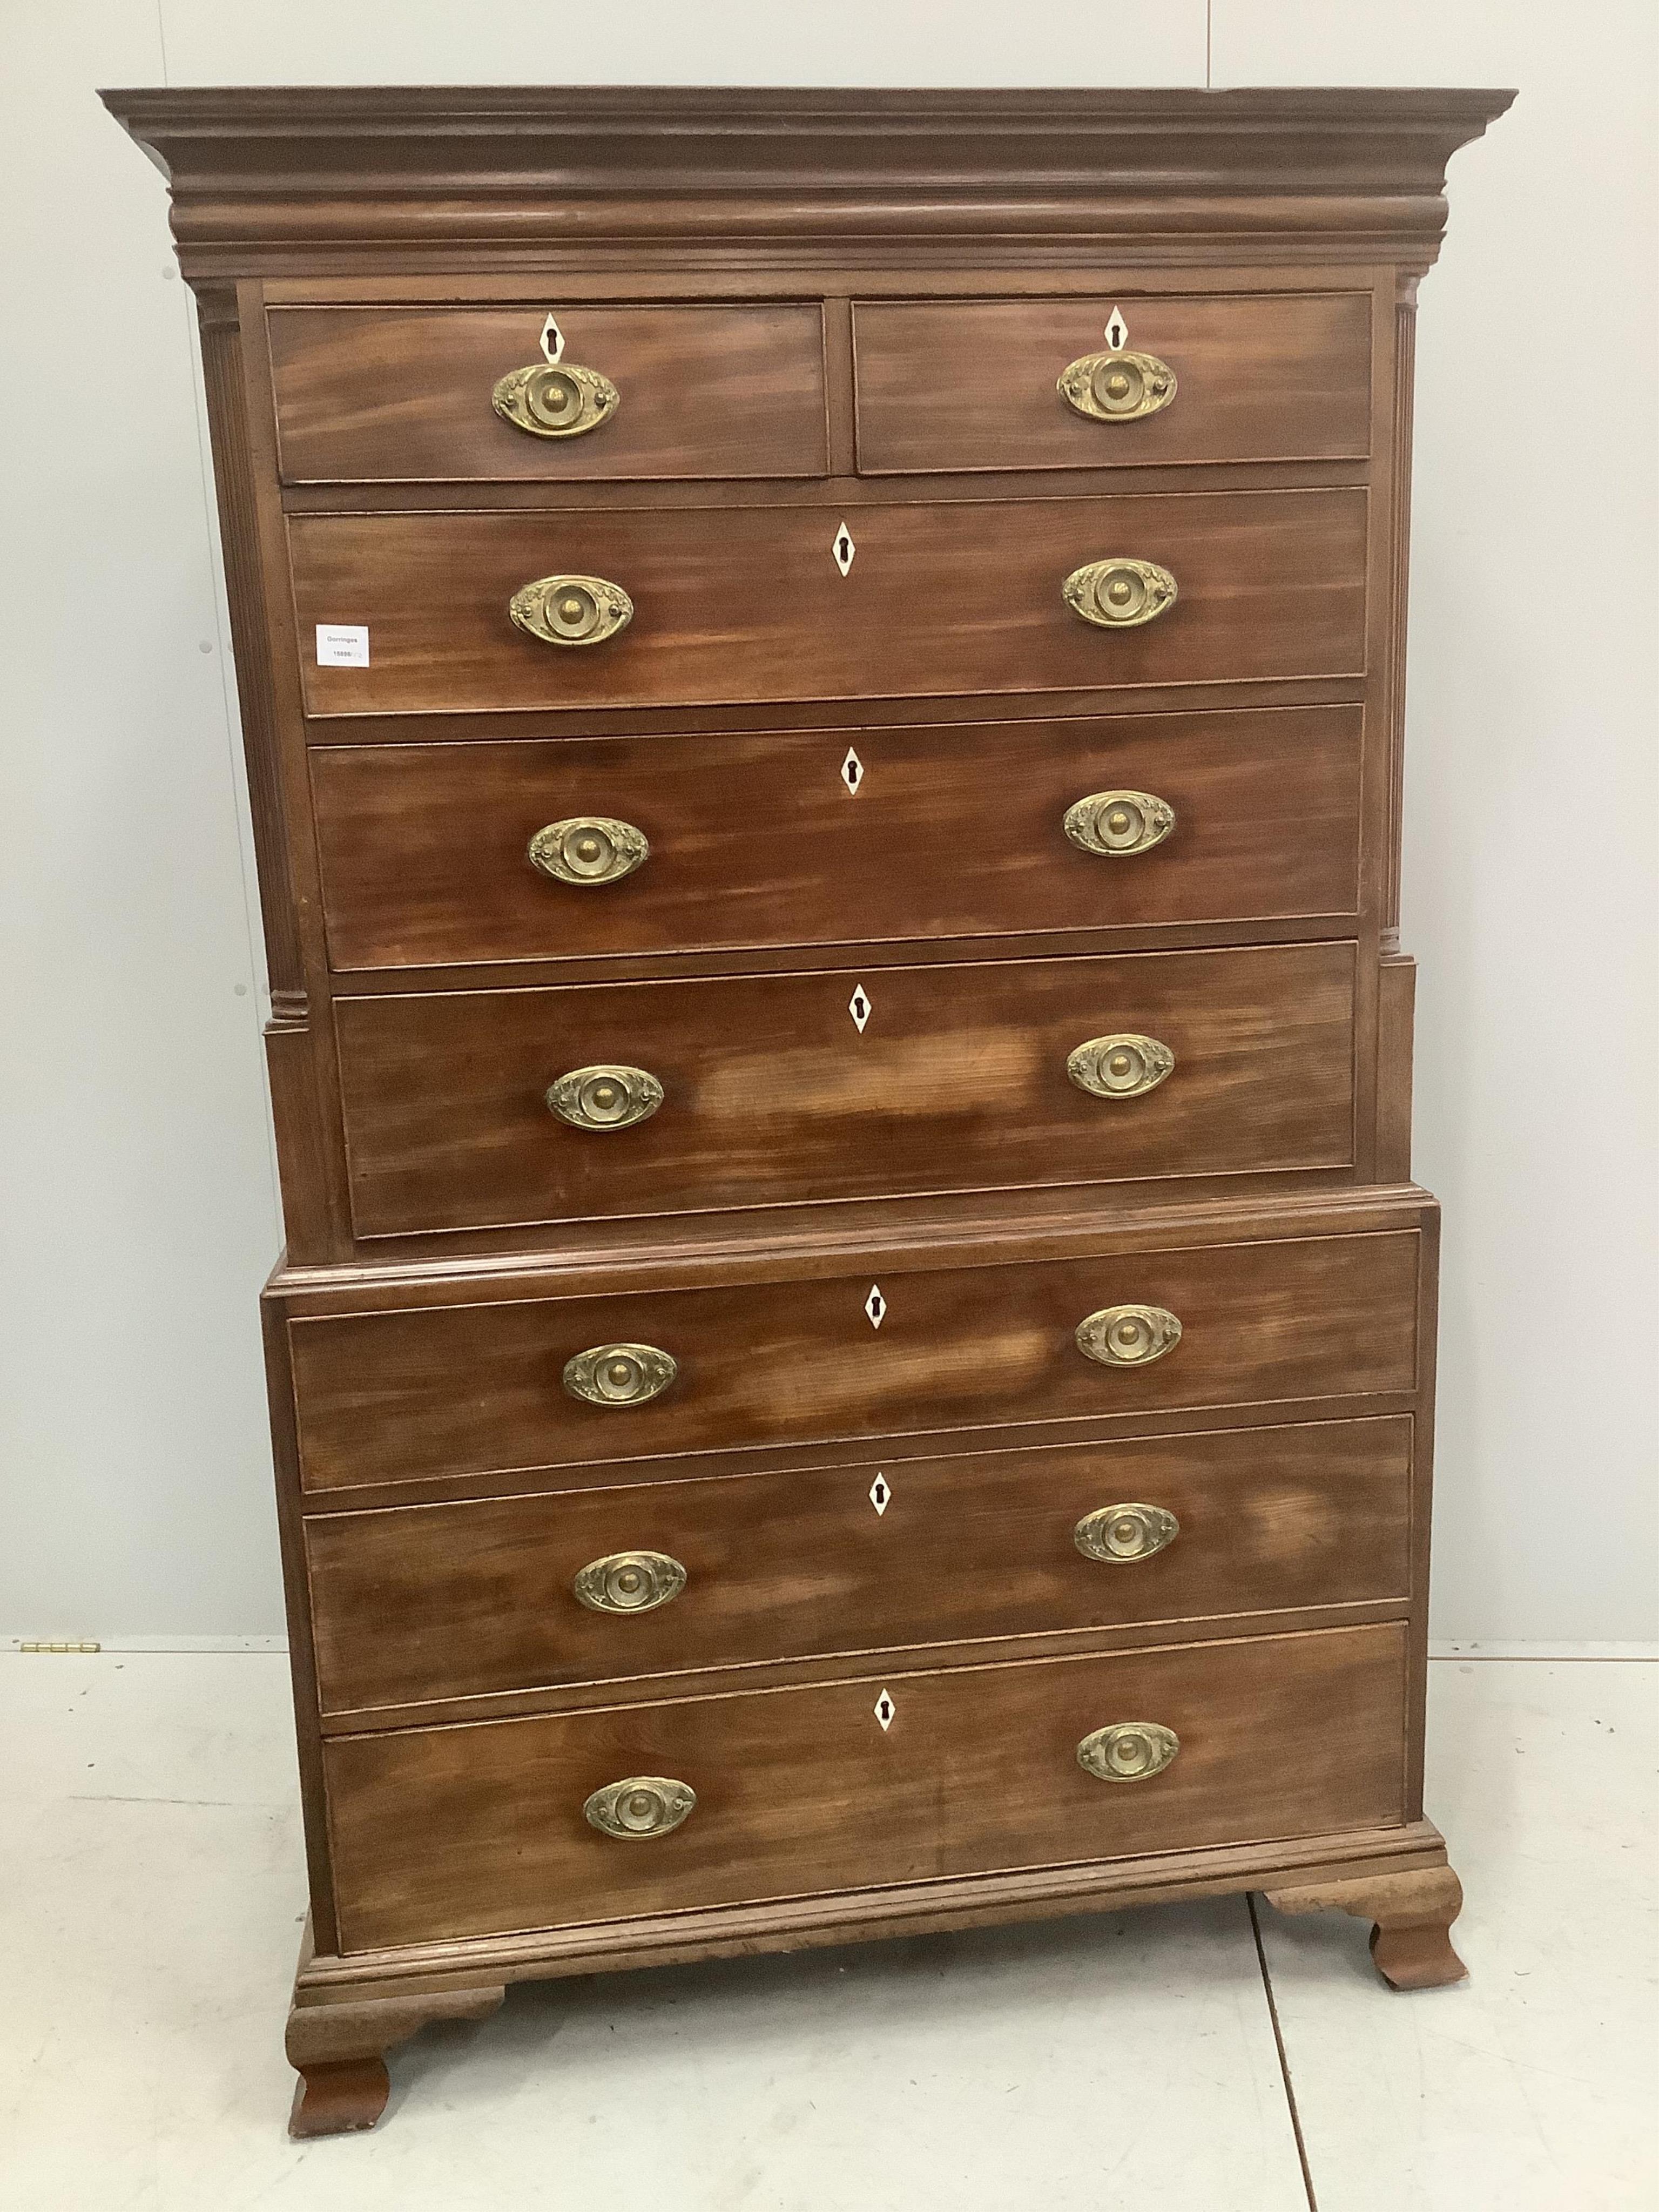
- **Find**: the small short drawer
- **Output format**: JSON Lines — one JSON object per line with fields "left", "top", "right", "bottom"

{"left": 323, "top": 1622, "right": 1408, "bottom": 1949}
{"left": 853, "top": 293, "right": 1372, "bottom": 475}
{"left": 267, "top": 304, "right": 829, "bottom": 484}
{"left": 332, "top": 942, "right": 1357, "bottom": 1238}
{"left": 288, "top": 489, "right": 1368, "bottom": 719}
{"left": 305, "top": 1416, "right": 1413, "bottom": 1716}
{"left": 286, "top": 1228, "right": 1422, "bottom": 1495}
{"left": 311, "top": 705, "right": 1363, "bottom": 973}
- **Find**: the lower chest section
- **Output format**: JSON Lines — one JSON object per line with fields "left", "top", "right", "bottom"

{"left": 282, "top": 1202, "right": 1433, "bottom": 1958}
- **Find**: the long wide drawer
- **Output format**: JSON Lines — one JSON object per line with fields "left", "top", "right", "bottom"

{"left": 268, "top": 303, "right": 830, "bottom": 484}
{"left": 853, "top": 292, "right": 1373, "bottom": 474}
{"left": 311, "top": 706, "right": 1364, "bottom": 973}
{"left": 323, "top": 1623, "right": 1409, "bottom": 1949}
{"left": 286, "top": 1228, "right": 1422, "bottom": 1494}
{"left": 289, "top": 489, "right": 1369, "bottom": 718}
{"left": 333, "top": 942, "right": 1358, "bottom": 1237}
{"left": 306, "top": 1415, "right": 1413, "bottom": 1716}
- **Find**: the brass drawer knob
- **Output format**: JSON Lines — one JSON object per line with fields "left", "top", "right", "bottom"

{"left": 563, "top": 1342, "right": 678, "bottom": 1408}
{"left": 1076, "top": 1304, "right": 1183, "bottom": 1368}
{"left": 529, "top": 816, "right": 649, "bottom": 887}
{"left": 1063, "top": 557, "right": 1177, "bottom": 630}
{"left": 583, "top": 1776, "right": 696, "bottom": 1840}
{"left": 1068, "top": 1034, "right": 1174, "bottom": 1101}
{"left": 510, "top": 574, "right": 633, "bottom": 648}
{"left": 1064, "top": 790, "right": 1175, "bottom": 858}
{"left": 574, "top": 1550, "right": 686, "bottom": 1614}
{"left": 493, "top": 343, "right": 619, "bottom": 439}
{"left": 1058, "top": 347, "right": 1177, "bottom": 424}
{"left": 546, "top": 1063, "right": 663, "bottom": 1132}
{"left": 1077, "top": 1722, "right": 1179, "bottom": 1783}
{"left": 1075, "top": 1503, "right": 1180, "bottom": 1563}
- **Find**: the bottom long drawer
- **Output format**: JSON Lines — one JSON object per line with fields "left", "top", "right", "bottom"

{"left": 325, "top": 1622, "right": 1407, "bottom": 1952}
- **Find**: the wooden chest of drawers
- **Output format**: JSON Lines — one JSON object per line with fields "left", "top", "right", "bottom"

{"left": 106, "top": 83, "right": 1512, "bottom": 2136}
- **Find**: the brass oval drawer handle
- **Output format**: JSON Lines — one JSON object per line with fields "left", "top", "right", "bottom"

{"left": 493, "top": 359, "right": 619, "bottom": 440}
{"left": 1063, "top": 557, "right": 1177, "bottom": 630}
{"left": 1064, "top": 790, "right": 1175, "bottom": 858}
{"left": 510, "top": 574, "right": 633, "bottom": 648}
{"left": 529, "top": 815, "right": 649, "bottom": 887}
{"left": 546, "top": 1063, "right": 663, "bottom": 1133}
{"left": 1075, "top": 1503, "right": 1180, "bottom": 1564}
{"left": 1058, "top": 347, "right": 1177, "bottom": 424}
{"left": 584, "top": 1776, "right": 696, "bottom": 1839}
{"left": 574, "top": 1549, "right": 686, "bottom": 1614}
{"left": 563, "top": 1342, "right": 678, "bottom": 1408}
{"left": 1077, "top": 1722, "right": 1179, "bottom": 1783}
{"left": 1068, "top": 1033, "right": 1174, "bottom": 1101}
{"left": 1076, "top": 1304, "right": 1183, "bottom": 1368}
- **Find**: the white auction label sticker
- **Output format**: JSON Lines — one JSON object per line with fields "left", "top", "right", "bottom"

{"left": 315, "top": 624, "right": 370, "bottom": 667}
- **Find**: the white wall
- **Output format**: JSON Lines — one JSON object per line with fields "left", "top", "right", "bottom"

{"left": 2, "top": 2, "right": 1653, "bottom": 1641}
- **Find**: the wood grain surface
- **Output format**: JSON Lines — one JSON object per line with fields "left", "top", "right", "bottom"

{"left": 310, "top": 705, "right": 1364, "bottom": 973}
{"left": 289, "top": 489, "right": 1370, "bottom": 718}
{"left": 323, "top": 1622, "right": 1408, "bottom": 1949}
{"left": 287, "top": 1228, "right": 1420, "bottom": 1493}
{"left": 332, "top": 943, "right": 1358, "bottom": 1237}
{"left": 305, "top": 1415, "right": 1413, "bottom": 1715}
{"left": 853, "top": 292, "right": 1372, "bottom": 473}
{"left": 268, "top": 302, "right": 830, "bottom": 484}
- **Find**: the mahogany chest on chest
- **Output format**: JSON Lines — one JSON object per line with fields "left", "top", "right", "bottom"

{"left": 105, "top": 84, "right": 1512, "bottom": 2134}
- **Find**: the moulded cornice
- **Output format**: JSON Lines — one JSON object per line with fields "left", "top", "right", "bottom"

{"left": 100, "top": 84, "right": 1515, "bottom": 278}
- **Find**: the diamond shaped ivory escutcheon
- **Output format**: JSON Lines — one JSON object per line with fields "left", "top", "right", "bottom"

{"left": 864, "top": 1284, "right": 886, "bottom": 1330}
{"left": 874, "top": 1689, "right": 896, "bottom": 1731}
{"left": 1105, "top": 306, "right": 1128, "bottom": 350}
{"left": 832, "top": 522, "right": 855, "bottom": 576}
{"left": 539, "top": 312, "right": 564, "bottom": 362}
{"left": 848, "top": 984, "right": 872, "bottom": 1033}
{"left": 869, "top": 1474, "right": 891, "bottom": 1515}
{"left": 841, "top": 747, "right": 864, "bottom": 794}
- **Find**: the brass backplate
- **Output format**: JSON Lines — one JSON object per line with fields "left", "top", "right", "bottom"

{"left": 1077, "top": 1721, "right": 1180, "bottom": 1782}
{"left": 1074, "top": 1502, "right": 1181, "bottom": 1564}
{"left": 528, "top": 815, "right": 649, "bottom": 887}
{"left": 583, "top": 1776, "right": 697, "bottom": 1839}
{"left": 1063, "top": 790, "right": 1176, "bottom": 858}
{"left": 573, "top": 1550, "right": 687, "bottom": 1614}
{"left": 509, "top": 573, "right": 633, "bottom": 648}
{"left": 1075, "top": 1304, "right": 1183, "bottom": 1368}
{"left": 1067, "top": 1033, "right": 1175, "bottom": 1101}
{"left": 562, "top": 1342, "right": 678, "bottom": 1408}
{"left": 492, "top": 359, "right": 619, "bottom": 439}
{"left": 545, "top": 1063, "right": 663, "bottom": 1132}
{"left": 1057, "top": 347, "right": 1177, "bottom": 424}
{"left": 1062, "top": 557, "right": 1177, "bottom": 630}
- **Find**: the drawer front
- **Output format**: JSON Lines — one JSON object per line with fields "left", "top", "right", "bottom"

{"left": 268, "top": 304, "right": 829, "bottom": 484}
{"left": 334, "top": 943, "right": 1357, "bottom": 1237}
{"left": 853, "top": 293, "right": 1373, "bottom": 474}
{"left": 325, "top": 1623, "right": 1408, "bottom": 1948}
{"left": 288, "top": 1229, "right": 1421, "bottom": 1494}
{"left": 290, "top": 490, "right": 1368, "bottom": 718}
{"left": 306, "top": 1416, "right": 1413, "bottom": 1715}
{"left": 312, "top": 706, "right": 1363, "bottom": 973}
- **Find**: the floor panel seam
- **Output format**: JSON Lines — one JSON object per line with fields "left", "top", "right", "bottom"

{"left": 1248, "top": 1891, "right": 1320, "bottom": 2212}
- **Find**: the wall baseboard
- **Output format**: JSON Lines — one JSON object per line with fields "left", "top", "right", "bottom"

{"left": 4, "top": 1634, "right": 289, "bottom": 1653}
{"left": 1430, "top": 1640, "right": 1659, "bottom": 1661}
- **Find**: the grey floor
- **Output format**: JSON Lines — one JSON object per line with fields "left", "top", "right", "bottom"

{"left": 4, "top": 1653, "right": 1654, "bottom": 2209}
